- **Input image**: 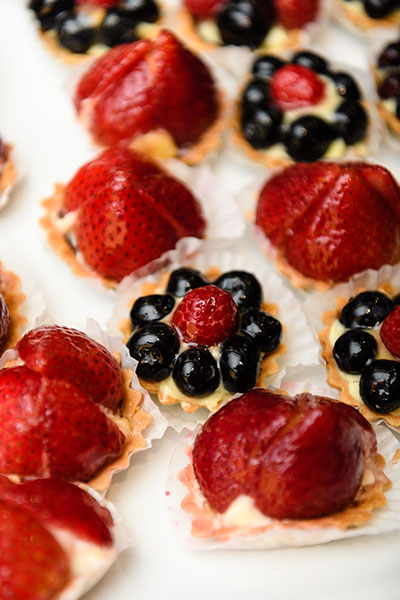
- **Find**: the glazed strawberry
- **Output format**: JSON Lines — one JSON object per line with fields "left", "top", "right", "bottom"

{"left": 275, "top": 0, "right": 319, "bottom": 29}
{"left": 172, "top": 285, "right": 238, "bottom": 346}
{"left": 256, "top": 162, "right": 400, "bottom": 283}
{"left": 193, "top": 389, "right": 375, "bottom": 519}
{"left": 75, "top": 30, "right": 220, "bottom": 149}
{"left": 17, "top": 324, "right": 124, "bottom": 411}
{"left": 0, "top": 476, "right": 113, "bottom": 547}
{"left": 0, "top": 501, "right": 70, "bottom": 600}
{"left": 184, "top": 0, "right": 227, "bottom": 19}
{"left": 270, "top": 65, "right": 324, "bottom": 110}
{"left": 380, "top": 306, "right": 400, "bottom": 358}
{"left": 60, "top": 147, "right": 205, "bottom": 282}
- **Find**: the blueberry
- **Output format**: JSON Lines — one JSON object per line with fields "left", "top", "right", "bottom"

{"left": 30, "top": 0, "right": 74, "bottom": 31}
{"left": 252, "top": 55, "right": 285, "bottom": 79}
{"left": 126, "top": 322, "right": 179, "bottom": 381}
{"left": 393, "top": 292, "right": 400, "bottom": 306}
{"left": 363, "top": 0, "right": 397, "bottom": 19}
{"left": 56, "top": 10, "right": 97, "bottom": 53}
{"left": 166, "top": 267, "right": 208, "bottom": 297}
{"left": 339, "top": 291, "right": 394, "bottom": 329}
{"left": 240, "top": 309, "right": 282, "bottom": 354}
{"left": 292, "top": 51, "right": 327, "bottom": 74}
{"left": 118, "top": 0, "right": 160, "bottom": 23}
{"left": 334, "top": 101, "right": 368, "bottom": 145}
{"left": 379, "top": 72, "right": 400, "bottom": 99}
{"left": 328, "top": 72, "right": 361, "bottom": 101}
{"left": 217, "top": 0, "right": 276, "bottom": 49}
{"left": 172, "top": 348, "right": 220, "bottom": 397}
{"left": 129, "top": 294, "right": 175, "bottom": 329}
{"left": 378, "top": 42, "right": 400, "bottom": 68}
{"left": 100, "top": 11, "right": 138, "bottom": 46}
{"left": 359, "top": 359, "right": 400, "bottom": 413}
{"left": 333, "top": 330, "right": 377, "bottom": 374}
{"left": 241, "top": 79, "right": 271, "bottom": 109}
{"left": 220, "top": 334, "right": 261, "bottom": 393}
{"left": 241, "top": 105, "right": 282, "bottom": 148}
{"left": 283, "top": 116, "right": 336, "bottom": 162}
{"left": 214, "top": 271, "right": 262, "bottom": 314}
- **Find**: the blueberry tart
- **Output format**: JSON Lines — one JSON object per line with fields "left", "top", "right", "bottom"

{"left": 374, "top": 38, "right": 400, "bottom": 139}
{"left": 336, "top": 0, "right": 400, "bottom": 32}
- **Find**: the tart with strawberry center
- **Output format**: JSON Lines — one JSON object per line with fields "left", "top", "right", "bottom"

{"left": 0, "top": 475, "right": 118, "bottom": 600}
{"left": 234, "top": 51, "right": 371, "bottom": 166}
{"left": 122, "top": 266, "right": 283, "bottom": 413}
{"left": 41, "top": 147, "right": 206, "bottom": 287}
{"left": 320, "top": 286, "right": 400, "bottom": 426}
{"left": 255, "top": 161, "right": 400, "bottom": 288}
{"left": 177, "top": 0, "right": 321, "bottom": 54}
{"left": 374, "top": 39, "right": 400, "bottom": 138}
{"left": 336, "top": 0, "right": 400, "bottom": 32}
{"left": 74, "top": 30, "right": 225, "bottom": 162}
{"left": 29, "top": 0, "right": 163, "bottom": 63}
{"left": 0, "top": 324, "right": 151, "bottom": 490}
{"left": 178, "top": 389, "right": 389, "bottom": 541}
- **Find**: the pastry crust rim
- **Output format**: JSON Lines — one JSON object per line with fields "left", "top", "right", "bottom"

{"left": 335, "top": 0, "right": 400, "bottom": 31}
{"left": 0, "top": 260, "right": 27, "bottom": 352}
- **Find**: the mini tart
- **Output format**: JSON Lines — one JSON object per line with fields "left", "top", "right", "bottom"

{"left": 335, "top": 0, "right": 400, "bottom": 31}
{"left": 319, "top": 283, "right": 400, "bottom": 427}
{"left": 372, "top": 52, "right": 400, "bottom": 139}
{"left": 120, "top": 268, "right": 286, "bottom": 414}
{"left": 0, "top": 144, "right": 17, "bottom": 207}
{"left": 179, "top": 445, "right": 389, "bottom": 542}
{"left": 0, "top": 260, "right": 26, "bottom": 351}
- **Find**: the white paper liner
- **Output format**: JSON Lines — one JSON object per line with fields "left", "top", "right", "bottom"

{"left": 333, "top": 0, "right": 400, "bottom": 35}
{"left": 109, "top": 237, "right": 320, "bottom": 431}
{"left": 166, "top": 374, "right": 400, "bottom": 550}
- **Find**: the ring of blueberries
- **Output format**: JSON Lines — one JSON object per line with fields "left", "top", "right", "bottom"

{"left": 377, "top": 41, "right": 400, "bottom": 120}
{"left": 29, "top": 0, "right": 160, "bottom": 54}
{"left": 341, "top": 0, "right": 400, "bottom": 20}
{"left": 240, "top": 51, "right": 368, "bottom": 162}
{"left": 126, "top": 267, "right": 282, "bottom": 398}
{"left": 333, "top": 290, "right": 400, "bottom": 414}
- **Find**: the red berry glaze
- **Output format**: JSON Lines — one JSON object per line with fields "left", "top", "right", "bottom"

{"left": 172, "top": 284, "right": 238, "bottom": 346}
{"left": 271, "top": 64, "right": 324, "bottom": 110}
{"left": 274, "top": 0, "right": 319, "bottom": 29}
{"left": 380, "top": 306, "right": 400, "bottom": 358}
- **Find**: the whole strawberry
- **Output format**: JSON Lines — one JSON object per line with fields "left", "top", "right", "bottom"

{"left": 256, "top": 162, "right": 400, "bottom": 284}
{"left": 274, "top": 0, "right": 319, "bottom": 29}
{"left": 270, "top": 64, "right": 324, "bottom": 110}
{"left": 380, "top": 306, "right": 400, "bottom": 358}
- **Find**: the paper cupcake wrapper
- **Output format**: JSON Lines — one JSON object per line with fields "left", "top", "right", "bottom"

{"left": 166, "top": 373, "right": 400, "bottom": 550}
{"left": 110, "top": 237, "right": 320, "bottom": 431}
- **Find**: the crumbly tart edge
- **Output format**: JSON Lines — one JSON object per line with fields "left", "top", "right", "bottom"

{"left": 41, "top": 184, "right": 118, "bottom": 290}
{"left": 179, "top": 448, "right": 390, "bottom": 542}
{"left": 119, "top": 268, "right": 286, "bottom": 414}
{"left": 0, "top": 261, "right": 27, "bottom": 351}
{"left": 335, "top": 0, "right": 400, "bottom": 31}
{"left": 319, "top": 284, "right": 400, "bottom": 427}
{"left": 378, "top": 102, "right": 400, "bottom": 137}
{"left": 0, "top": 147, "right": 17, "bottom": 201}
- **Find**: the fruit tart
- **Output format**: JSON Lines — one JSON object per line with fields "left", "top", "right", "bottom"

{"left": 121, "top": 266, "right": 284, "bottom": 413}
{"left": 233, "top": 50, "right": 373, "bottom": 167}
{"left": 0, "top": 323, "right": 153, "bottom": 491}
{"left": 0, "top": 475, "right": 121, "bottom": 600}
{"left": 177, "top": 0, "right": 322, "bottom": 54}
{"left": 175, "top": 389, "right": 391, "bottom": 545}
{"left": 255, "top": 161, "right": 400, "bottom": 288}
{"left": 320, "top": 285, "right": 400, "bottom": 427}
{"left": 373, "top": 39, "right": 400, "bottom": 139}
{"left": 28, "top": 0, "right": 164, "bottom": 64}
{"left": 41, "top": 147, "right": 206, "bottom": 287}
{"left": 335, "top": 0, "right": 400, "bottom": 32}
{"left": 0, "top": 136, "right": 17, "bottom": 209}
{"left": 74, "top": 30, "right": 225, "bottom": 163}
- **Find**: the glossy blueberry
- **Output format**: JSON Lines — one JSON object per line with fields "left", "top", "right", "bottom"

{"left": 172, "top": 348, "right": 220, "bottom": 397}
{"left": 99, "top": 11, "right": 138, "bottom": 46}
{"left": 334, "top": 101, "right": 368, "bottom": 145}
{"left": 359, "top": 359, "right": 400, "bottom": 413}
{"left": 241, "top": 79, "right": 270, "bottom": 109}
{"left": 379, "top": 72, "right": 400, "bottom": 99}
{"left": 378, "top": 42, "right": 400, "bottom": 68}
{"left": 241, "top": 105, "right": 282, "bottom": 148}
{"left": 393, "top": 292, "right": 400, "bottom": 306}
{"left": 328, "top": 72, "right": 361, "bottom": 101}
{"left": 240, "top": 309, "right": 282, "bottom": 354}
{"left": 339, "top": 291, "right": 395, "bottom": 329}
{"left": 214, "top": 271, "right": 262, "bottom": 314}
{"left": 252, "top": 55, "right": 285, "bottom": 79}
{"left": 292, "top": 51, "right": 327, "bottom": 74}
{"left": 220, "top": 334, "right": 261, "bottom": 393}
{"left": 217, "top": 0, "right": 275, "bottom": 49}
{"left": 56, "top": 10, "right": 97, "bottom": 53}
{"left": 363, "top": 0, "right": 397, "bottom": 19}
{"left": 126, "top": 322, "right": 179, "bottom": 381}
{"left": 118, "top": 0, "right": 160, "bottom": 22}
{"left": 333, "top": 329, "right": 377, "bottom": 374}
{"left": 29, "top": 0, "right": 74, "bottom": 31}
{"left": 129, "top": 294, "right": 175, "bottom": 329}
{"left": 166, "top": 267, "right": 208, "bottom": 297}
{"left": 283, "top": 116, "right": 336, "bottom": 162}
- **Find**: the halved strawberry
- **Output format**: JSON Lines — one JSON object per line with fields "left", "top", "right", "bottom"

{"left": 380, "top": 306, "right": 400, "bottom": 358}
{"left": 184, "top": 0, "right": 228, "bottom": 19}
{"left": 274, "top": 0, "right": 320, "bottom": 29}
{"left": 270, "top": 64, "right": 324, "bottom": 110}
